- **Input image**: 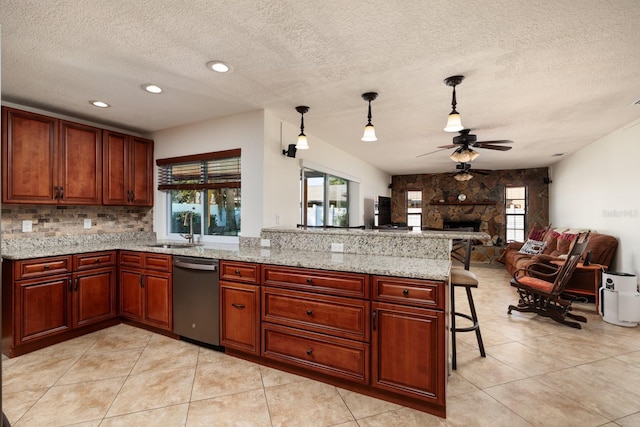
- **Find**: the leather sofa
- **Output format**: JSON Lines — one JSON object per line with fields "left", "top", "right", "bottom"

{"left": 500, "top": 229, "right": 618, "bottom": 298}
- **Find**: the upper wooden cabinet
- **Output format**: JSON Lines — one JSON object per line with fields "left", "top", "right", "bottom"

{"left": 1, "top": 107, "right": 102, "bottom": 205}
{"left": 103, "top": 130, "right": 154, "bottom": 206}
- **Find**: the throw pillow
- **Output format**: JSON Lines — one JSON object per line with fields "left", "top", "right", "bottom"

{"left": 528, "top": 225, "right": 548, "bottom": 241}
{"left": 519, "top": 239, "right": 547, "bottom": 255}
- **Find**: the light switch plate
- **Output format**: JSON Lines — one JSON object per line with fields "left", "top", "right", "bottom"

{"left": 331, "top": 243, "right": 344, "bottom": 252}
{"left": 261, "top": 239, "right": 271, "bottom": 247}
{"left": 84, "top": 218, "right": 92, "bottom": 229}
{"left": 22, "top": 220, "right": 33, "bottom": 233}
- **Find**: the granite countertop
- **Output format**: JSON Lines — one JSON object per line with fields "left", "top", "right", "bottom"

{"left": 262, "top": 226, "right": 490, "bottom": 240}
{"left": 2, "top": 240, "right": 451, "bottom": 281}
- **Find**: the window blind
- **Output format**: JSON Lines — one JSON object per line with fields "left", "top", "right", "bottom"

{"left": 156, "top": 149, "right": 241, "bottom": 191}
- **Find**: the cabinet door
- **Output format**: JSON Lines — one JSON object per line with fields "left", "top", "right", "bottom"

{"left": 221, "top": 281, "right": 260, "bottom": 355}
{"left": 119, "top": 269, "right": 143, "bottom": 321}
{"left": 144, "top": 272, "right": 172, "bottom": 330}
{"left": 129, "top": 137, "right": 154, "bottom": 206}
{"left": 58, "top": 120, "right": 102, "bottom": 205}
{"left": 102, "top": 130, "right": 129, "bottom": 205}
{"left": 2, "top": 107, "right": 58, "bottom": 204}
{"left": 16, "top": 275, "right": 72, "bottom": 343}
{"left": 371, "top": 302, "right": 445, "bottom": 406}
{"left": 73, "top": 268, "right": 116, "bottom": 328}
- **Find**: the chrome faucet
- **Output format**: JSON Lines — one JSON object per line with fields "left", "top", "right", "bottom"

{"left": 180, "top": 211, "right": 194, "bottom": 244}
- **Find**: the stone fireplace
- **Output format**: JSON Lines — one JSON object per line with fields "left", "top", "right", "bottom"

{"left": 390, "top": 167, "right": 549, "bottom": 262}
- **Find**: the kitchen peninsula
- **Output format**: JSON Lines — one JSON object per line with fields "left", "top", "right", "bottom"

{"left": 2, "top": 227, "right": 488, "bottom": 418}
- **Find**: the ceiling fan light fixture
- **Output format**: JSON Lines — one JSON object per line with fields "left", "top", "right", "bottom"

{"left": 444, "top": 112, "right": 463, "bottom": 133}
{"left": 295, "top": 106, "right": 310, "bottom": 150}
{"left": 454, "top": 172, "right": 473, "bottom": 182}
{"left": 443, "top": 75, "right": 464, "bottom": 132}
{"left": 361, "top": 92, "right": 378, "bottom": 142}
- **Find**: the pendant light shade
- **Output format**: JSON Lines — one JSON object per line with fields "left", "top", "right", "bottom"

{"left": 443, "top": 75, "right": 464, "bottom": 133}
{"left": 361, "top": 92, "right": 378, "bottom": 142}
{"left": 450, "top": 146, "right": 479, "bottom": 163}
{"left": 295, "top": 106, "right": 310, "bottom": 150}
{"left": 453, "top": 172, "right": 473, "bottom": 181}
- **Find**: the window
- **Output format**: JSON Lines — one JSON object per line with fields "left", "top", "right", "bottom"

{"left": 505, "top": 186, "right": 526, "bottom": 242}
{"left": 157, "top": 149, "right": 241, "bottom": 240}
{"left": 407, "top": 190, "right": 422, "bottom": 231}
{"left": 301, "top": 168, "right": 349, "bottom": 227}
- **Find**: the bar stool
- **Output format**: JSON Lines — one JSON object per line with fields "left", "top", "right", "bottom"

{"left": 450, "top": 237, "right": 486, "bottom": 370}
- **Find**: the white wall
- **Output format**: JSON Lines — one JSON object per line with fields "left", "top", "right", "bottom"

{"left": 550, "top": 119, "right": 640, "bottom": 279}
{"left": 262, "top": 110, "right": 390, "bottom": 229}
{"left": 151, "top": 110, "right": 265, "bottom": 239}
{"left": 152, "top": 109, "right": 391, "bottom": 239}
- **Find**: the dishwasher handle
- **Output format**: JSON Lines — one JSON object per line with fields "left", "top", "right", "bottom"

{"left": 173, "top": 259, "right": 218, "bottom": 271}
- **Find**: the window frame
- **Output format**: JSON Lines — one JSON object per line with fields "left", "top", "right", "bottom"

{"left": 300, "top": 168, "right": 351, "bottom": 228}
{"left": 505, "top": 185, "right": 526, "bottom": 242}
{"left": 406, "top": 189, "right": 423, "bottom": 231}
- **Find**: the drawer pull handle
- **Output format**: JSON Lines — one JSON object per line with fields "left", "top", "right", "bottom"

{"left": 95, "top": 258, "right": 100, "bottom": 263}
{"left": 306, "top": 349, "right": 313, "bottom": 356}
{"left": 43, "top": 265, "right": 50, "bottom": 270}
{"left": 306, "top": 309, "right": 313, "bottom": 316}
{"left": 232, "top": 303, "right": 246, "bottom": 309}
{"left": 306, "top": 278, "right": 313, "bottom": 284}
{"left": 372, "top": 310, "right": 377, "bottom": 331}
{"left": 403, "top": 289, "right": 409, "bottom": 296}
{"left": 235, "top": 269, "right": 241, "bottom": 276}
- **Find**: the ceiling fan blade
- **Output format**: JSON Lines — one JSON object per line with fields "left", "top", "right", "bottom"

{"left": 416, "top": 148, "right": 447, "bottom": 158}
{"left": 475, "top": 139, "right": 513, "bottom": 144}
{"left": 474, "top": 144, "right": 513, "bottom": 151}
{"left": 436, "top": 144, "right": 458, "bottom": 149}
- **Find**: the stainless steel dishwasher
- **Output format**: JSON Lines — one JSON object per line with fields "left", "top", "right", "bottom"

{"left": 172, "top": 256, "right": 221, "bottom": 347}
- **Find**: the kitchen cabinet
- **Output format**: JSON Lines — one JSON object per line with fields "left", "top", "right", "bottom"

{"left": 371, "top": 276, "right": 447, "bottom": 409}
{"left": 220, "top": 261, "right": 261, "bottom": 355}
{"left": 1, "top": 251, "right": 117, "bottom": 357}
{"left": 103, "top": 131, "right": 154, "bottom": 206}
{"left": 261, "top": 265, "right": 371, "bottom": 383}
{"left": 1, "top": 107, "right": 102, "bottom": 205}
{"left": 118, "top": 251, "right": 172, "bottom": 331}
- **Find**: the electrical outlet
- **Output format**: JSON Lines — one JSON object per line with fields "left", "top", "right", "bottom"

{"left": 22, "top": 220, "right": 33, "bottom": 233}
{"left": 261, "top": 239, "right": 271, "bottom": 247}
{"left": 331, "top": 243, "right": 344, "bottom": 252}
{"left": 84, "top": 218, "right": 92, "bottom": 229}
{"left": 275, "top": 214, "right": 280, "bottom": 225}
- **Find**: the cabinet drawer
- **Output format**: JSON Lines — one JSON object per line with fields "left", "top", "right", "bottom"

{"left": 14, "top": 256, "right": 72, "bottom": 280}
{"left": 144, "top": 253, "right": 172, "bottom": 272}
{"left": 119, "top": 251, "right": 144, "bottom": 268}
{"left": 262, "top": 288, "right": 369, "bottom": 342}
{"left": 263, "top": 265, "right": 369, "bottom": 299}
{"left": 262, "top": 323, "right": 369, "bottom": 384}
{"left": 74, "top": 251, "right": 116, "bottom": 271}
{"left": 220, "top": 261, "right": 260, "bottom": 284}
{"left": 372, "top": 276, "right": 445, "bottom": 310}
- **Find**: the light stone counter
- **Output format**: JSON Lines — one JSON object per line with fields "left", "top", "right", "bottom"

{"left": 1, "top": 231, "right": 452, "bottom": 281}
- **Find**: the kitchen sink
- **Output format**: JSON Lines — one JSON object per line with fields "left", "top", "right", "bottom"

{"left": 149, "top": 243, "right": 200, "bottom": 249}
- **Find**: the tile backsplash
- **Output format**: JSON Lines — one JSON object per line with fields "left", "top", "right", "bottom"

{"left": 1, "top": 205, "right": 153, "bottom": 240}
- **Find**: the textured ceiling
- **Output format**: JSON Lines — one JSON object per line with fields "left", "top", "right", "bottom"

{"left": 2, "top": 0, "right": 640, "bottom": 174}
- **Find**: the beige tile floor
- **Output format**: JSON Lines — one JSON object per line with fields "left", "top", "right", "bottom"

{"left": 3, "top": 264, "right": 640, "bottom": 426}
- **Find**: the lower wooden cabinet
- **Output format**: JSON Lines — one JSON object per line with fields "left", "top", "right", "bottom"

{"left": 118, "top": 251, "right": 172, "bottom": 331}
{"left": 2, "top": 251, "right": 118, "bottom": 357}
{"left": 220, "top": 281, "right": 260, "bottom": 354}
{"left": 219, "top": 260, "right": 261, "bottom": 355}
{"left": 371, "top": 301, "right": 446, "bottom": 404}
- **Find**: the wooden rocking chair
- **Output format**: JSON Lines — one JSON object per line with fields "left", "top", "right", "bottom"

{"left": 507, "top": 232, "right": 590, "bottom": 329}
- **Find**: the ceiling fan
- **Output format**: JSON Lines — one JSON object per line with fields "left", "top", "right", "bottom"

{"left": 452, "top": 162, "right": 488, "bottom": 181}
{"left": 439, "top": 129, "right": 513, "bottom": 152}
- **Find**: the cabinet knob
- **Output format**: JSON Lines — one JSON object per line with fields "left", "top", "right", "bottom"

{"left": 306, "top": 278, "right": 313, "bottom": 284}
{"left": 43, "top": 264, "right": 50, "bottom": 270}
{"left": 95, "top": 258, "right": 100, "bottom": 263}
{"left": 306, "top": 349, "right": 313, "bottom": 356}
{"left": 403, "top": 289, "right": 409, "bottom": 296}
{"left": 235, "top": 269, "right": 241, "bottom": 276}
{"left": 306, "top": 309, "right": 313, "bottom": 316}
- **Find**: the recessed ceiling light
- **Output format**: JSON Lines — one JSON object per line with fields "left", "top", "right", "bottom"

{"left": 90, "top": 100, "right": 110, "bottom": 108}
{"left": 206, "top": 60, "right": 232, "bottom": 73}
{"left": 142, "top": 84, "right": 163, "bottom": 94}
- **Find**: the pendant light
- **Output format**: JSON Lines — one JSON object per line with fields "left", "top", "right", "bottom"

{"left": 450, "top": 145, "right": 479, "bottom": 163}
{"left": 295, "top": 106, "right": 310, "bottom": 150}
{"left": 443, "top": 75, "right": 464, "bottom": 132}
{"left": 361, "top": 92, "right": 378, "bottom": 142}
